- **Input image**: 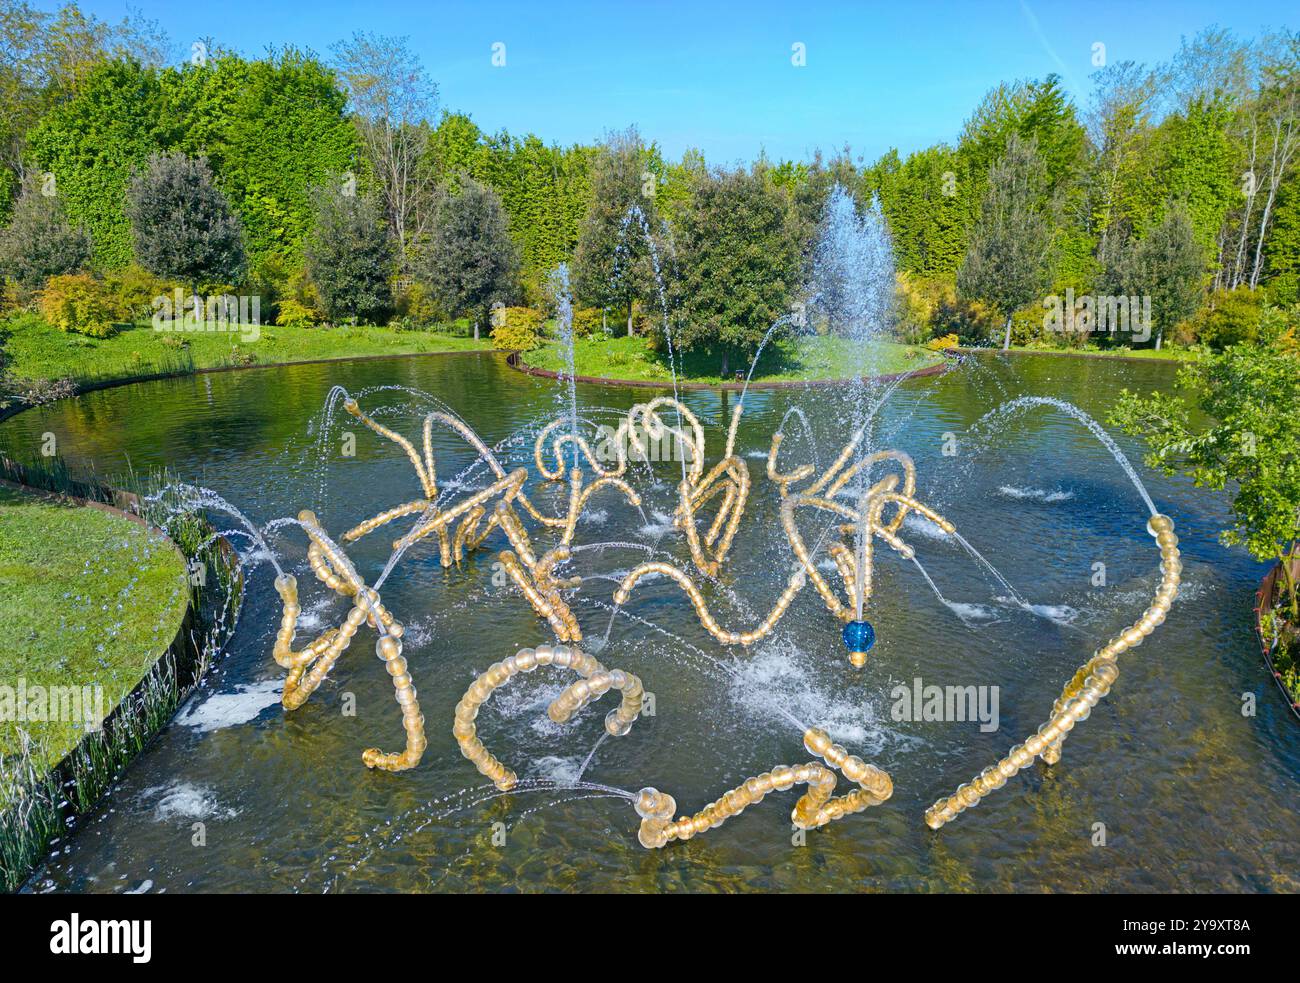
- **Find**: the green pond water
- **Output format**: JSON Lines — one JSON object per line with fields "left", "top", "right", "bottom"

{"left": 2, "top": 350, "right": 1297, "bottom": 893}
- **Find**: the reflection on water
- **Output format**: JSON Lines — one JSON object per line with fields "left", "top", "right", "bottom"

{"left": 3, "top": 351, "right": 1298, "bottom": 893}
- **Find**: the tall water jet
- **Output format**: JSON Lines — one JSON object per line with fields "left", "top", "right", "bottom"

{"left": 807, "top": 184, "right": 898, "bottom": 640}
{"left": 547, "top": 264, "right": 582, "bottom": 474}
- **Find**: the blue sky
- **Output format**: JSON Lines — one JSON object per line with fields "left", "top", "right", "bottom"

{"left": 52, "top": 0, "right": 1295, "bottom": 163}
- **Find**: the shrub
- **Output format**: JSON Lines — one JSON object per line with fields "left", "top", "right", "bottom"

{"left": 894, "top": 273, "right": 943, "bottom": 344}
{"left": 275, "top": 299, "right": 320, "bottom": 328}
{"left": 490, "top": 306, "right": 544, "bottom": 350}
{"left": 1, "top": 280, "right": 25, "bottom": 315}
{"left": 103, "top": 264, "right": 172, "bottom": 322}
{"left": 926, "top": 333, "right": 960, "bottom": 351}
{"left": 1178, "top": 287, "right": 1265, "bottom": 350}
{"left": 571, "top": 306, "right": 605, "bottom": 338}
{"left": 38, "top": 274, "right": 119, "bottom": 338}
{"left": 930, "top": 281, "right": 1000, "bottom": 345}
{"left": 392, "top": 280, "right": 443, "bottom": 327}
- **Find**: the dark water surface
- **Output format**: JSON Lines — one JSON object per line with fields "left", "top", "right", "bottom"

{"left": 3, "top": 351, "right": 1296, "bottom": 893}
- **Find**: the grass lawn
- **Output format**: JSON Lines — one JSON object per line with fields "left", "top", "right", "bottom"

{"left": 999, "top": 343, "right": 1200, "bottom": 361}
{"left": 0, "top": 484, "right": 190, "bottom": 772}
{"left": 1, "top": 313, "right": 493, "bottom": 386}
{"left": 523, "top": 334, "right": 945, "bottom": 384}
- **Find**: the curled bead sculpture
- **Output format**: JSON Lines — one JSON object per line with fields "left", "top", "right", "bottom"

{"left": 633, "top": 726, "right": 893, "bottom": 848}
{"left": 614, "top": 428, "right": 955, "bottom": 665}
{"left": 654, "top": 398, "right": 750, "bottom": 577}
{"left": 342, "top": 397, "right": 544, "bottom": 564}
{"left": 265, "top": 388, "right": 1178, "bottom": 846}
{"left": 273, "top": 510, "right": 427, "bottom": 771}
{"left": 536, "top": 397, "right": 750, "bottom": 576}
{"left": 924, "top": 514, "right": 1181, "bottom": 829}
{"left": 453, "top": 645, "right": 644, "bottom": 791}
{"left": 341, "top": 395, "right": 639, "bottom": 640}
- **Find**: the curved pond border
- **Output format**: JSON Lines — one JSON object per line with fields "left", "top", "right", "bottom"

{"left": 505, "top": 349, "right": 954, "bottom": 390}
{"left": 1253, "top": 558, "right": 1300, "bottom": 720}
{"left": 0, "top": 462, "right": 244, "bottom": 892}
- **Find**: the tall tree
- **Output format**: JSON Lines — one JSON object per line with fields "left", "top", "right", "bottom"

{"left": 26, "top": 58, "right": 169, "bottom": 267}
{"left": 417, "top": 176, "right": 517, "bottom": 336}
{"left": 872, "top": 144, "right": 968, "bottom": 277}
{"left": 0, "top": 0, "right": 167, "bottom": 215}
{"left": 1101, "top": 206, "right": 1204, "bottom": 349}
{"left": 572, "top": 127, "right": 659, "bottom": 335}
{"left": 957, "top": 134, "right": 1054, "bottom": 349}
{"left": 305, "top": 185, "right": 393, "bottom": 325}
{"left": 195, "top": 50, "right": 359, "bottom": 266}
{"left": 332, "top": 32, "right": 438, "bottom": 269}
{"left": 1084, "top": 60, "right": 1158, "bottom": 258}
{"left": 1242, "top": 34, "right": 1300, "bottom": 289}
{"left": 126, "top": 152, "right": 245, "bottom": 289}
{"left": 670, "top": 165, "right": 801, "bottom": 376}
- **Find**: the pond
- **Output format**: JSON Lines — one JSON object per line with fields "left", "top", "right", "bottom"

{"left": 3, "top": 350, "right": 1297, "bottom": 892}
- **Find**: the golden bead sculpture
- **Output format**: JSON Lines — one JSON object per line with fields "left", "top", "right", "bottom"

{"left": 634, "top": 726, "right": 893, "bottom": 848}
{"left": 615, "top": 432, "right": 955, "bottom": 664}
{"left": 453, "top": 645, "right": 645, "bottom": 791}
{"left": 273, "top": 510, "right": 426, "bottom": 771}
{"left": 342, "top": 396, "right": 633, "bottom": 563}
{"left": 924, "top": 513, "right": 1181, "bottom": 830}
{"left": 340, "top": 393, "right": 643, "bottom": 641}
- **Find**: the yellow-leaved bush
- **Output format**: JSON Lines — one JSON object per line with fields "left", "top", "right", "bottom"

{"left": 38, "top": 274, "right": 120, "bottom": 338}
{"left": 490, "top": 306, "right": 544, "bottom": 350}
{"left": 276, "top": 299, "right": 320, "bottom": 328}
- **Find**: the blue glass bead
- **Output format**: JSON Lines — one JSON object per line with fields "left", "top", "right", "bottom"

{"left": 842, "top": 619, "right": 876, "bottom": 654}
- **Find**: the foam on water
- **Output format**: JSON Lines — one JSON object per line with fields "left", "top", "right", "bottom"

{"left": 729, "top": 639, "right": 900, "bottom": 754}
{"left": 175, "top": 680, "right": 283, "bottom": 733}
{"left": 144, "top": 782, "right": 238, "bottom": 823}
{"left": 639, "top": 509, "right": 676, "bottom": 539}
{"left": 998, "top": 485, "right": 1075, "bottom": 503}
{"left": 528, "top": 755, "right": 585, "bottom": 784}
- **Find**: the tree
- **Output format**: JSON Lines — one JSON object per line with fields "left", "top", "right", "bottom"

{"left": 0, "top": 0, "right": 167, "bottom": 217}
{"left": 417, "top": 176, "right": 517, "bottom": 336}
{"left": 188, "top": 50, "right": 359, "bottom": 266}
{"left": 332, "top": 32, "right": 438, "bottom": 269}
{"left": 1084, "top": 60, "right": 1158, "bottom": 257}
{"left": 1242, "top": 34, "right": 1300, "bottom": 290}
{"left": 670, "top": 165, "right": 801, "bottom": 376}
{"left": 305, "top": 185, "right": 393, "bottom": 324}
{"left": 126, "top": 152, "right": 246, "bottom": 290}
{"left": 1265, "top": 171, "right": 1300, "bottom": 301}
{"left": 873, "top": 144, "right": 968, "bottom": 278}
{"left": 572, "top": 128, "right": 659, "bottom": 335}
{"left": 957, "top": 134, "right": 1054, "bottom": 349}
{"left": 26, "top": 58, "right": 169, "bottom": 267}
{"left": 29, "top": 49, "right": 358, "bottom": 270}
{"left": 0, "top": 175, "right": 91, "bottom": 289}
{"left": 1101, "top": 206, "right": 1203, "bottom": 349}
{"left": 1110, "top": 332, "right": 1300, "bottom": 622}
